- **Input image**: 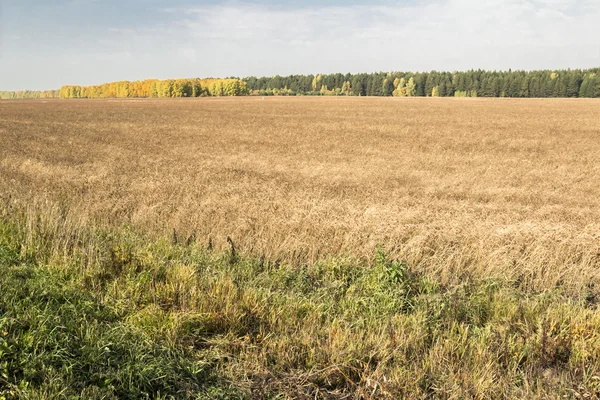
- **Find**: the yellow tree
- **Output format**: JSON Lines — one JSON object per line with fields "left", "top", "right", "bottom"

{"left": 406, "top": 77, "right": 416, "bottom": 97}
{"left": 320, "top": 84, "right": 328, "bottom": 95}
{"left": 312, "top": 74, "right": 322, "bottom": 92}
{"left": 393, "top": 78, "right": 407, "bottom": 97}
{"left": 341, "top": 81, "right": 352, "bottom": 95}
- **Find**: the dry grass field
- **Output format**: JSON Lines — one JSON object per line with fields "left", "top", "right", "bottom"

{"left": 2, "top": 97, "right": 600, "bottom": 398}
{"left": 2, "top": 97, "right": 600, "bottom": 290}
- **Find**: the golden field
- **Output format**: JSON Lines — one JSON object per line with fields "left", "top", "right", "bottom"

{"left": 2, "top": 97, "right": 600, "bottom": 290}
{"left": 2, "top": 97, "right": 600, "bottom": 399}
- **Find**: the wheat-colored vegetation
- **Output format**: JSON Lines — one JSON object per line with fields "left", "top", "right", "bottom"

{"left": 3, "top": 97, "right": 600, "bottom": 290}
{"left": 1, "top": 97, "right": 600, "bottom": 398}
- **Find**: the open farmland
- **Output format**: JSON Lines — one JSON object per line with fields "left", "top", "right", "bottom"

{"left": 3, "top": 97, "right": 600, "bottom": 289}
{"left": 2, "top": 97, "right": 600, "bottom": 398}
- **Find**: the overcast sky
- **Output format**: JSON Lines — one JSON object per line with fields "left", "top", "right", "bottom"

{"left": 1, "top": 0, "right": 599, "bottom": 90}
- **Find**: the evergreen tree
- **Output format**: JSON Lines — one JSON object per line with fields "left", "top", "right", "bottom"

{"left": 352, "top": 76, "right": 366, "bottom": 96}
{"left": 425, "top": 73, "right": 435, "bottom": 97}
{"left": 383, "top": 78, "right": 394, "bottom": 97}
{"left": 438, "top": 82, "right": 447, "bottom": 97}
{"left": 369, "top": 75, "right": 384, "bottom": 96}
{"left": 519, "top": 76, "right": 530, "bottom": 98}
{"left": 6, "top": 68, "right": 598, "bottom": 100}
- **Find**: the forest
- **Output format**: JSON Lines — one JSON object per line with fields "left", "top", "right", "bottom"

{"left": 244, "top": 68, "right": 600, "bottom": 98}
{"left": 57, "top": 78, "right": 250, "bottom": 98}
{"left": 1, "top": 69, "right": 599, "bottom": 99}
{"left": 0, "top": 90, "right": 59, "bottom": 99}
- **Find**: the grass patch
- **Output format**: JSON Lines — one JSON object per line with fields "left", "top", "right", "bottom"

{"left": 1, "top": 213, "right": 600, "bottom": 398}
{"left": 0, "top": 244, "right": 238, "bottom": 399}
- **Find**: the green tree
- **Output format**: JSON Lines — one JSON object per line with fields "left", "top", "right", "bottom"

{"left": 383, "top": 78, "right": 394, "bottom": 96}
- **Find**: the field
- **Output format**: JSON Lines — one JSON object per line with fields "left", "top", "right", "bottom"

{"left": 1, "top": 97, "right": 600, "bottom": 398}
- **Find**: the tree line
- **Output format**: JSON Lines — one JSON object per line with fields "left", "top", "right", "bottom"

{"left": 0, "top": 90, "right": 59, "bottom": 99}
{"left": 58, "top": 78, "right": 250, "bottom": 98}
{"left": 2, "top": 69, "right": 600, "bottom": 99}
{"left": 244, "top": 69, "right": 600, "bottom": 98}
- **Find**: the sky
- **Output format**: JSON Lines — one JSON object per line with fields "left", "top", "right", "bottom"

{"left": 1, "top": 0, "right": 599, "bottom": 90}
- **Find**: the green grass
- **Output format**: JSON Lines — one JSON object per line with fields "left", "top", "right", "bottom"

{"left": 1, "top": 212, "right": 600, "bottom": 399}
{"left": 0, "top": 241, "right": 241, "bottom": 399}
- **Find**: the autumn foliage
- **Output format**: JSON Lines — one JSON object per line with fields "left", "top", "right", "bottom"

{"left": 0, "top": 90, "right": 59, "bottom": 99}
{"left": 58, "top": 78, "right": 249, "bottom": 99}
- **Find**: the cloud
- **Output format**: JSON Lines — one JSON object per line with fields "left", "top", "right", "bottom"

{"left": 163, "top": 0, "right": 600, "bottom": 74}
{"left": 1, "top": 0, "right": 599, "bottom": 90}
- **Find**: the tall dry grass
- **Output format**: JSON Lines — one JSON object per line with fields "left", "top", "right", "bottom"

{"left": 3, "top": 199, "right": 600, "bottom": 399}
{"left": 1, "top": 97, "right": 600, "bottom": 292}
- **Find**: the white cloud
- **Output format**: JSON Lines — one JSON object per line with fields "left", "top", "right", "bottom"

{"left": 157, "top": 0, "right": 599, "bottom": 75}
{"left": 1, "top": 0, "right": 599, "bottom": 90}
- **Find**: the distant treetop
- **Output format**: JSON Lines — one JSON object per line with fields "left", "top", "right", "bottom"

{"left": 2, "top": 69, "right": 599, "bottom": 99}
